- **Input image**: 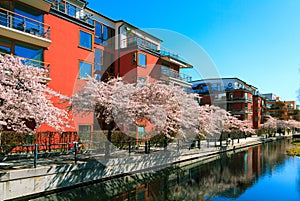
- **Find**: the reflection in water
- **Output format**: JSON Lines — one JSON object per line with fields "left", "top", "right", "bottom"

{"left": 32, "top": 140, "right": 296, "bottom": 201}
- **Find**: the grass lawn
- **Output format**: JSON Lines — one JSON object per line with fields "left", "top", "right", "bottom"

{"left": 287, "top": 141, "right": 300, "bottom": 156}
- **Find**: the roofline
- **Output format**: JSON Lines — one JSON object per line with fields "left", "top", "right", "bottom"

{"left": 115, "top": 20, "right": 163, "bottom": 42}
{"left": 85, "top": 7, "right": 115, "bottom": 24}
{"left": 191, "top": 77, "right": 257, "bottom": 90}
{"left": 82, "top": 10, "right": 163, "bottom": 42}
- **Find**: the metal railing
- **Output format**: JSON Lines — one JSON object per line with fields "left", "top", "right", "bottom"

{"left": 0, "top": 7, "right": 51, "bottom": 40}
{"left": 49, "top": 0, "right": 93, "bottom": 25}
{"left": 121, "top": 37, "right": 180, "bottom": 59}
{"left": 0, "top": 52, "right": 50, "bottom": 77}
{"left": 161, "top": 67, "right": 192, "bottom": 82}
{"left": 0, "top": 137, "right": 242, "bottom": 167}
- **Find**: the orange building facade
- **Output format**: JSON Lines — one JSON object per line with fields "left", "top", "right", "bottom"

{"left": 0, "top": 0, "right": 193, "bottom": 140}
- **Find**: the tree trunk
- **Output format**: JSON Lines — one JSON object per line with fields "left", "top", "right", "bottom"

{"left": 105, "top": 121, "right": 114, "bottom": 159}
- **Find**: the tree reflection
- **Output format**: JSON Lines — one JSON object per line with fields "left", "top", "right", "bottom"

{"left": 31, "top": 140, "right": 291, "bottom": 201}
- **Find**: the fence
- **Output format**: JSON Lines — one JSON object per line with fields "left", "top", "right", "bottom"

{"left": 0, "top": 129, "right": 256, "bottom": 170}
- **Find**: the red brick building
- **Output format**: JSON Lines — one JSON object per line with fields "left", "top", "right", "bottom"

{"left": 192, "top": 78, "right": 265, "bottom": 129}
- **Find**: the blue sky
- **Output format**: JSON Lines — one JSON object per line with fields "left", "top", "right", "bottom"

{"left": 87, "top": 0, "right": 300, "bottom": 104}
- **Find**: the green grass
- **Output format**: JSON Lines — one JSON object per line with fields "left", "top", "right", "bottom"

{"left": 292, "top": 141, "right": 300, "bottom": 146}
{"left": 287, "top": 141, "right": 300, "bottom": 156}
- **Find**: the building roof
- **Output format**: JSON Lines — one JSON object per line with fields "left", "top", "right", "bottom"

{"left": 191, "top": 77, "right": 258, "bottom": 90}
{"left": 115, "top": 20, "right": 163, "bottom": 42}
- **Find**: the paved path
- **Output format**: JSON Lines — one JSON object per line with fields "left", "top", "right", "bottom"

{"left": 0, "top": 134, "right": 294, "bottom": 171}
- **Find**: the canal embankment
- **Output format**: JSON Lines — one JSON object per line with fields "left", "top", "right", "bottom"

{"left": 0, "top": 134, "right": 292, "bottom": 200}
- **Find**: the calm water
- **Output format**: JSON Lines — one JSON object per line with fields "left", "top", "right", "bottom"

{"left": 32, "top": 140, "right": 300, "bottom": 201}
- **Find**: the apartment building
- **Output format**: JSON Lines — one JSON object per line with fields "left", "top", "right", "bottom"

{"left": 191, "top": 78, "right": 265, "bottom": 128}
{"left": 0, "top": 0, "right": 193, "bottom": 134}
{"left": 115, "top": 21, "right": 192, "bottom": 88}
{"left": 262, "top": 93, "right": 299, "bottom": 121}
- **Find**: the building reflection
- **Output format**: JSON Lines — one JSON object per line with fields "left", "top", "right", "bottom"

{"left": 32, "top": 140, "right": 291, "bottom": 201}
{"left": 111, "top": 141, "right": 290, "bottom": 201}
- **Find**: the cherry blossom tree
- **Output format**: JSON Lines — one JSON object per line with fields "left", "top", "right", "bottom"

{"left": 0, "top": 54, "right": 70, "bottom": 139}
{"left": 72, "top": 77, "right": 201, "bottom": 139}
{"left": 287, "top": 120, "right": 300, "bottom": 134}
{"left": 261, "top": 116, "right": 277, "bottom": 135}
{"left": 132, "top": 80, "right": 200, "bottom": 139}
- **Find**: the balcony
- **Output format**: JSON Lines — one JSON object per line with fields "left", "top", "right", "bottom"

{"left": 121, "top": 37, "right": 192, "bottom": 68}
{"left": 230, "top": 108, "right": 252, "bottom": 114}
{"left": 161, "top": 67, "right": 192, "bottom": 83}
{"left": 1, "top": 52, "right": 50, "bottom": 79}
{"left": 227, "top": 97, "right": 252, "bottom": 103}
{"left": 0, "top": 7, "right": 51, "bottom": 48}
{"left": 49, "top": 0, "right": 93, "bottom": 26}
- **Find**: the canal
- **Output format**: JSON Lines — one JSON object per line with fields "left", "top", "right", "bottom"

{"left": 31, "top": 139, "right": 299, "bottom": 201}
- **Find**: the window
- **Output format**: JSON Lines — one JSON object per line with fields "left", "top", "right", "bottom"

{"left": 138, "top": 53, "right": 146, "bottom": 67}
{"left": 79, "top": 125, "right": 91, "bottom": 132}
{"left": 94, "top": 48, "right": 102, "bottom": 81}
{"left": 0, "top": 38, "right": 11, "bottom": 54}
{"left": 138, "top": 126, "right": 145, "bottom": 138}
{"left": 14, "top": 2, "right": 43, "bottom": 33}
{"left": 161, "top": 63, "right": 170, "bottom": 75}
{"left": 132, "top": 52, "right": 137, "bottom": 65}
{"left": 95, "top": 22, "right": 103, "bottom": 44}
{"left": 15, "top": 42, "right": 43, "bottom": 61}
{"left": 66, "top": 3, "right": 76, "bottom": 17}
{"left": 94, "top": 48, "right": 102, "bottom": 71}
{"left": 94, "top": 22, "right": 114, "bottom": 46}
{"left": 138, "top": 77, "right": 146, "bottom": 82}
{"left": 79, "top": 61, "right": 92, "bottom": 78}
{"left": 79, "top": 30, "right": 92, "bottom": 50}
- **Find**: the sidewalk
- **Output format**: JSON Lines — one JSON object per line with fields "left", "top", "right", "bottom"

{"left": 0, "top": 134, "right": 292, "bottom": 171}
{"left": 0, "top": 134, "right": 294, "bottom": 200}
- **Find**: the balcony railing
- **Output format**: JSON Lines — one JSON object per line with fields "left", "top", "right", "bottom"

{"left": 161, "top": 67, "right": 192, "bottom": 82}
{"left": 1, "top": 52, "right": 50, "bottom": 78}
{"left": 49, "top": 0, "right": 93, "bottom": 25}
{"left": 0, "top": 7, "right": 50, "bottom": 40}
{"left": 121, "top": 37, "right": 180, "bottom": 59}
{"left": 227, "top": 97, "right": 252, "bottom": 102}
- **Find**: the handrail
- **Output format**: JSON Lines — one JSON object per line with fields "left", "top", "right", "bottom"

{"left": 50, "top": 0, "right": 93, "bottom": 25}
{"left": 121, "top": 37, "right": 182, "bottom": 60}
{"left": 161, "top": 67, "right": 192, "bottom": 82}
{"left": 0, "top": 7, "right": 51, "bottom": 40}
{"left": 0, "top": 52, "right": 50, "bottom": 77}
{"left": 0, "top": 7, "right": 50, "bottom": 27}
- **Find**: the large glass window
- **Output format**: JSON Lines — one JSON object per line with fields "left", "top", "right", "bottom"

{"left": 66, "top": 3, "right": 76, "bottom": 17}
{"left": 94, "top": 22, "right": 115, "bottom": 47}
{"left": 14, "top": 3, "right": 43, "bottom": 34}
{"left": 138, "top": 53, "right": 146, "bottom": 67}
{"left": 15, "top": 42, "right": 44, "bottom": 68}
{"left": 95, "top": 22, "right": 103, "bottom": 44}
{"left": 79, "top": 61, "right": 92, "bottom": 78}
{"left": 138, "top": 126, "right": 145, "bottom": 138}
{"left": 79, "top": 30, "right": 92, "bottom": 50}
{"left": 79, "top": 125, "right": 91, "bottom": 132}
{"left": 94, "top": 48, "right": 102, "bottom": 81}
{"left": 103, "top": 26, "right": 108, "bottom": 41}
{"left": 15, "top": 42, "right": 43, "bottom": 61}
{"left": 94, "top": 48, "right": 102, "bottom": 71}
{"left": 0, "top": 38, "right": 11, "bottom": 54}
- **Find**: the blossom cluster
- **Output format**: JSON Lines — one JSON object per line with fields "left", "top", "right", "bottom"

{"left": 0, "top": 55, "right": 69, "bottom": 133}
{"left": 72, "top": 77, "right": 253, "bottom": 139}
